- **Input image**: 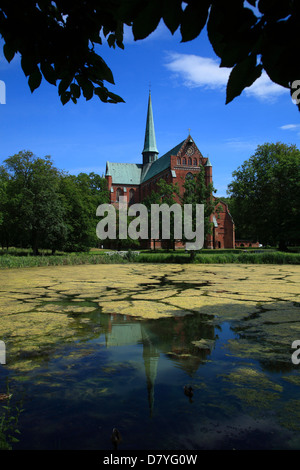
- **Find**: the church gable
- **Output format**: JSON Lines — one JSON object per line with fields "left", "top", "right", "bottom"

{"left": 172, "top": 135, "right": 206, "bottom": 168}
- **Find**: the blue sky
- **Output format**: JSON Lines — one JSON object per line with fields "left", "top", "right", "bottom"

{"left": 0, "top": 21, "right": 299, "bottom": 197}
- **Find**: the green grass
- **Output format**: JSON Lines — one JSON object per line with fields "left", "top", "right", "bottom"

{"left": 0, "top": 247, "right": 299, "bottom": 268}
{"left": 0, "top": 251, "right": 128, "bottom": 268}
{"left": 137, "top": 251, "right": 300, "bottom": 265}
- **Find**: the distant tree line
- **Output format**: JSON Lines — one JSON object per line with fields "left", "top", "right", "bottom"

{"left": 0, "top": 150, "right": 109, "bottom": 254}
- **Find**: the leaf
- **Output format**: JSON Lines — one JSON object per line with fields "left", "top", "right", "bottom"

{"left": 106, "top": 91, "right": 125, "bottom": 103}
{"left": 91, "top": 53, "right": 115, "bottom": 85}
{"left": 132, "top": 0, "right": 161, "bottom": 40}
{"left": 94, "top": 86, "right": 109, "bottom": 102}
{"left": 258, "top": 0, "right": 291, "bottom": 19}
{"left": 21, "top": 55, "right": 35, "bottom": 77}
{"left": 107, "top": 33, "right": 116, "bottom": 48}
{"left": 207, "top": 3, "right": 258, "bottom": 67}
{"left": 180, "top": 0, "right": 210, "bottom": 42}
{"left": 60, "top": 91, "right": 71, "bottom": 105}
{"left": 226, "top": 54, "right": 262, "bottom": 104}
{"left": 79, "top": 78, "right": 94, "bottom": 101}
{"left": 58, "top": 76, "right": 73, "bottom": 95}
{"left": 162, "top": 0, "right": 182, "bottom": 35}
{"left": 70, "top": 83, "right": 81, "bottom": 99}
{"left": 3, "top": 43, "right": 15, "bottom": 63}
{"left": 40, "top": 62, "right": 57, "bottom": 85}
{"left": 28, "top": 67, "right": 42, "bottom": 93}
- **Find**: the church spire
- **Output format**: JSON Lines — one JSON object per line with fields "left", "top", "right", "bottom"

{"left": 142, "top": 91, "right": 158, "bottom": 165}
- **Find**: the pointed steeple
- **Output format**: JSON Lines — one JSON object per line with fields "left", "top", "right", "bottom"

{"left": 142, "top": 91, "right": 158, "bottom": 165}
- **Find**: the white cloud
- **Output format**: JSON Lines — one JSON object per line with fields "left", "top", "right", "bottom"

{"left": 164, "top": 52, "right": 287, "bottom": 102}
{"left": 280, "top": 124, "right": 300, "bottom": 136}
{"left": 165, "top": 53, "right": 229, "bottom": 90}
{"left": 280, "top": 124, "right": 300, "bottom": 130}
{"left": 224, "top": 138, "right": 257, "bottom": 151}
{"left": 244, "top": 72, "right": 287, "bottom": 101}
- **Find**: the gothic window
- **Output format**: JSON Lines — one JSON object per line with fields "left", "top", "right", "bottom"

{"left": 185, "top": 172, "right": 194, "bottom": 181}
{"left": 129, "top": 188, "right": 135, "bottom": 204}
{"left": 182, "top": 157, "right": 186, "bottom": 165}
{"left": 193, "top": 158, "right": 197, "bottom": 166}
{"left": 116, "top": 187, "right": 122, "bottom": 201}
{"left": 177, "top": 157, "right": 181, "bottom": 165}
{"left": 188, "top": 157, "right": 192, "bottom": 166}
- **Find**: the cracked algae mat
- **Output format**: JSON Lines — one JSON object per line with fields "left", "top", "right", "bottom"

{"left": 0, "top": 263, "right": 299, "bottom": 370}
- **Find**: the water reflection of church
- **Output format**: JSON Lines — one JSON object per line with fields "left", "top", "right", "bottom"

{"left": 102, "top": 313, "right": 215, "bottom": 416}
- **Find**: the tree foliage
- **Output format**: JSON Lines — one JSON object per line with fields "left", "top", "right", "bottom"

{"left": 0, "top": 151, "right": 67, "bottom": 254}
{"left": 182, "top": 169, "right": 218, "bottom": 257}
{"left": 0, "top": 151, "right": 109, "bottom": 253}
{"left": 1, "top": 0, "right": 299, "bottom": 107}
{"left": 227, "top": 142, "right": 300, "bottom": 249}
{"left": 143, "top": 178, "right": 180, "bottom": 250}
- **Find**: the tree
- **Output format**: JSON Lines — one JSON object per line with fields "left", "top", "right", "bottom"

{"left": 0, "top": 166, "right": 10, "bottom": 249}
{"left": 181, "top": 168, "right": 218, "bottom": 259}
{"left": 1, "top": 0, "right": 299, "bottom": 108}
{"left": 143, "top": 178, "right": 180, "bottom": 250}
{"left": 58, "top": 172, "right": 109, "bottom": 251}
{"left": 0, "top": 151, "right": 68, "bottom": 254}
{"left": 227, "top": 142, "right": 300, "bottom": 250}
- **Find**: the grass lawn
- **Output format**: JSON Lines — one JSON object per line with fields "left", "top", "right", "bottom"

{"left": 0, "top": 246, "right": 299, "bottom": 268}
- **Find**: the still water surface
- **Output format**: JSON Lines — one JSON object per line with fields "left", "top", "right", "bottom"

{"left": 1, "top": 310, "right": 300, "bottom": 450}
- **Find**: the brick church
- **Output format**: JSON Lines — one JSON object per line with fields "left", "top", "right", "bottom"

{"left": 105, "top": 93, "right": 235, "bottom": 249}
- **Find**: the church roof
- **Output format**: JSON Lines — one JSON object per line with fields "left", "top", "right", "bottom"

{"left": 106, "top": 161, "right": 143, "bottom": 185}
{"left": 106, "top": 139, "right": 186, "bottom": 185}
{"left": 141, "top": 140, "right": 184, "bottom": 182}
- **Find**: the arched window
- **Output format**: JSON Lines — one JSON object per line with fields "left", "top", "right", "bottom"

{"left": 185, "top": 172, "right": 194, "bottom": 181}
{"left": 193, "top": 158, "right": 197, "bottom": 166}
{"left": 129, "top": 188, "right": 135, "bottom": 204}
{"left": 177, "top": 157, "right": 181, "bottom": 165}
{"left": 182, "top": 157, "right": 187, "bottom": 165}
{"left": 116, "top": 187, "right": 122, "bottom": 201}
{"left": 188, "top": 157, "right": 192, "bottom": 166}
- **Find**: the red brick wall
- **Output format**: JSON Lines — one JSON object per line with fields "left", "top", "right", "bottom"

{"left": 213, "top": 200, "right": 235, "bottom": 249}
{"left": 236, "top": 240, "right": 260, "bottom": 248}
{"left": 109, "top": 184, "right": 140, "bottom": 206}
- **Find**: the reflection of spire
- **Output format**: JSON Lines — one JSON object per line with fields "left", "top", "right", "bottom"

{"left": 141, "top": 326, "right": 160, "bottom": 418}
{"left": 101, "top": 315, "right": 160, "bottom": 416}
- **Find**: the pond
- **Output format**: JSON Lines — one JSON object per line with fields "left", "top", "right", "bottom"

{"left": 0, "top": 264, "right": 300, "bottom": 450}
